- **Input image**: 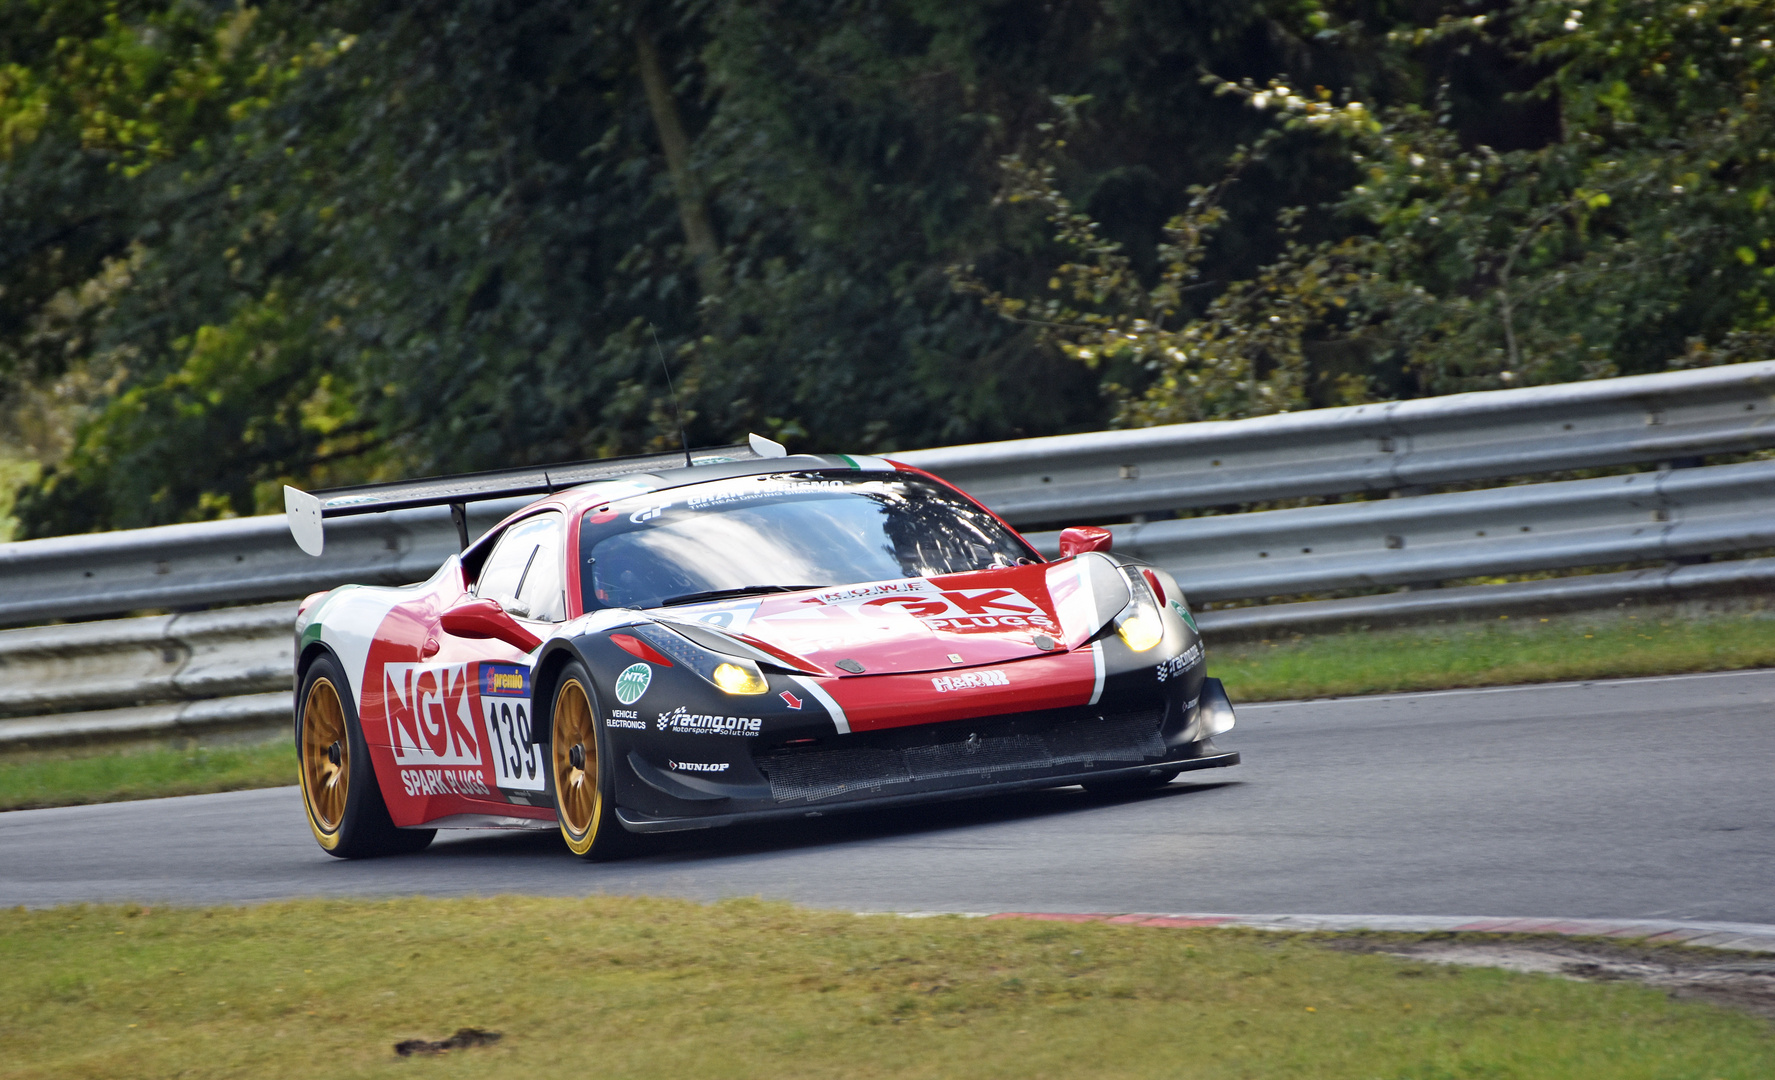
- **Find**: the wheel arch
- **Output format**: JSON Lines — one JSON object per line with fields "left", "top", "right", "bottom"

{"left": 294, "top": 640, "right": 347, "bottom": 738}
{"left": 528, "top": 638, "right": 594, "bottom": 747}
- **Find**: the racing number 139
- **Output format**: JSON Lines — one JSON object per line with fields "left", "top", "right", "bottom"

{"left": 483, "top": 698, "right": 546, "bottom": 792}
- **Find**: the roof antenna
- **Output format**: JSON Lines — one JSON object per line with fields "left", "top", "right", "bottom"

{"left": 651, "top": 324, "right": 694, "bottom": 469}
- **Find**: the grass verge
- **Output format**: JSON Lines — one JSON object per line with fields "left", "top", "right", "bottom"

{"left": 1215, "top": 609, "right": 1775, "bottom": 701}
{"left": 2, "top": 897, "right": 1770, "bottom": 1080}
{"left": 0, "top": 736, "right": 293, "bottom": 812}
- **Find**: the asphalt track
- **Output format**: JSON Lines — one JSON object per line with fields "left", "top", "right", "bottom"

{"left": 4, "top": 670, "right": 1773, "bottom": 920}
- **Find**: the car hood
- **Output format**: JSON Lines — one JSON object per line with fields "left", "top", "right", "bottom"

{"left": 662, "top": 557, "right": 1132, "bottom": 677}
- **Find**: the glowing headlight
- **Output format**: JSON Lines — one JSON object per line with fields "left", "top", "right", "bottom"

{"left": 711, "top": 661, "right": 770, "bottom": 695}
{"left": 1114, "top": 566, "right": 1165, "bottom": 652}
{"left": 632, "top": 623, "right": 773, "bottom": 695}
{"left": 1116, "top": 607, "right": 1164, "bottom": 652}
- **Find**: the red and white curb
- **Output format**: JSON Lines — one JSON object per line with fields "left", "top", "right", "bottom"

{"left": 865, "top": 912, "right": 1775, "bottom": 953}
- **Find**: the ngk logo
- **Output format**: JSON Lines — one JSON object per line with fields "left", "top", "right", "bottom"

{"left": 384, "top": 663, "right": 482, "bottom": 766}
{"left": 859, "top": 586, "right": 1055, "bottom": 632}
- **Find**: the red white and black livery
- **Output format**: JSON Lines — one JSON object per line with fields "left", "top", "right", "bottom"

{"left": 285, "top": 435, "right": 1238, "bottom": 859}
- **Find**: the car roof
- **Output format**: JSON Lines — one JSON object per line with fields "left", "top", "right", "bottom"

{"left": 464, "top": 452, "right": 903, "bottom": 560}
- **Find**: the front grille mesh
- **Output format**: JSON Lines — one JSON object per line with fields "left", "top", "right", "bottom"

{"left": 757, "top": 710, "right": 1165, "bottom": 804}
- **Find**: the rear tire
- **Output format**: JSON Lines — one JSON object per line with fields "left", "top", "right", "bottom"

{"left": 1080, "top": 767, "right": 1182, "bottom": 795}
{"left": 549, "top": 661, "right": 636, "bottom": 860}
{"left": 297, "top": 655, "right": 435, "bottom": 858}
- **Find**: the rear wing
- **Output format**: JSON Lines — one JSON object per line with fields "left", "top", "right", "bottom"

{"left": 283, "top": 433, "right": 787, "bottom": 556}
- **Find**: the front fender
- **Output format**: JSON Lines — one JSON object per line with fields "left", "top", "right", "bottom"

{"left": 527, "top": 637, "right": 596, "bottom": 747}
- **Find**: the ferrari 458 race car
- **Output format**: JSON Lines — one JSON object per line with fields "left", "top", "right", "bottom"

{"left": 284, "top": 436, "right": 1238, "bottom": 859}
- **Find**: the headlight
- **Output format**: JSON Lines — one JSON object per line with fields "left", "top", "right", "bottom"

{"left": 1114, "top": 566, "right": 1165, "bottom": 652}
{"left": 712, "top": 661, "right": 770, "bottom": 695}
{"left": 632, "top": 623, "right": 772, "bottom": 695}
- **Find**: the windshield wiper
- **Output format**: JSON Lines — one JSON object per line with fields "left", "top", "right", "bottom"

{"left": 655, "top": 585, "right": 823, "bottom": 607}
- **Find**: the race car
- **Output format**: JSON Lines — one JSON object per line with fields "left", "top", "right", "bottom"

{"left": 284, "top": 434, "right": 1238, "bottom": 860}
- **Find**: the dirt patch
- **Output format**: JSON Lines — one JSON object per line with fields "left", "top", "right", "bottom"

{"left": 393, "top": 1028, "right": 503, "bottom": 1056}
{"left": 1328, "top": 935, "right": 1775, "bottom": 1020}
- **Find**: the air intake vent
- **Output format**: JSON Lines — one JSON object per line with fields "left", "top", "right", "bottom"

{"left": 757, "top": 710, "right": 1164, "bottom": 804}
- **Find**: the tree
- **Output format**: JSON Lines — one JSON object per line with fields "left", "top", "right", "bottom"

{"left": 963, "top": 0, "right": 1775, "bottom": 427}
{"left": 9, "top": 0, "right": 706, "bottom": 533}
{"left": 9, "top": 0, "right": 1347, "bottom": 534}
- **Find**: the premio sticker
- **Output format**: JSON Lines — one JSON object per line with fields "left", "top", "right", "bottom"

{"left": 614, "top": 663, "right": 652, "bottom": 705}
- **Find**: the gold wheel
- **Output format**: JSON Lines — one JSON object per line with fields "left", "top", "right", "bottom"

{"left": 300, "top": 676, "right": 350, "bottom": 848}
{"left": 552, "top": 677, "right": 604, "bottom": 855}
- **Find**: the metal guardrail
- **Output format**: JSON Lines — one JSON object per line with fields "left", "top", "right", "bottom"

{"left": 0, "top": 498, "right": 528, "bottom": 628}
{"left": 1024, "top": 457, "right": 1775, "bottom": 603}
{"left": 4, "top": 361, "right": 1775, "bottom": 746}
{"left": 895, "top": 361, "right": 1775, "bottom": 524}
{"left": 0, "top": 602, "right": 294, "bottom": 748}
{"left": 5, "top": 362, "right": 1772, "bottom": 629}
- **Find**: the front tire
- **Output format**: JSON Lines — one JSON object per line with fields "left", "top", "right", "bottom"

{"left": 550, "top": 661, "right": 634, "bottom": 860}
{"left": 297, "top": 655, "right": 435, "bottom": 858}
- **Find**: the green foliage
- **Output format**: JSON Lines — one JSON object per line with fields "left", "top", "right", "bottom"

{"left": 967, "top": 0, "right": 1775, "bottom": 426}
{"left": 11, "top": 0, "right": 1772, "bottom": 534}
{"left": 955, "top": 102, "right": 1382, "bottom": 423}
{"left": 1358, "top": 0, "right": 1775, "bottom": 386}
{"left": 6, "top": 0, "right": 713, "bottom": 533}
{"left": 1, "top": 0, "right": 366, "bottom": 530}
{"left": 689, "top": 0, "right": 1333, "bottom": 447}
{"left": 10, "top": 0, "right": 1332, "bottom": 534}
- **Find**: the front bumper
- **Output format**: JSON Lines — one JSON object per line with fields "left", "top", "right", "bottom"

{"left": 613, "top": 677, "right": 1240, "bottom": 833}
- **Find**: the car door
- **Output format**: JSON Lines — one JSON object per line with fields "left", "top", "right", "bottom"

{"left": 454, "top": 511, "right": 567, "bottom": 806}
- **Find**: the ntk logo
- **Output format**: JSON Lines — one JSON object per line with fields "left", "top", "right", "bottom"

{"left": 615, "top": 663, "right": 653, "bottom": 705}
{"left": 384, "top": 663, "right": 482, "bottom": 767}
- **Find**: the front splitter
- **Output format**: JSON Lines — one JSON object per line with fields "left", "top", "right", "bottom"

{"left": 614, "top": 749, "right": 1240, "bottom": 834}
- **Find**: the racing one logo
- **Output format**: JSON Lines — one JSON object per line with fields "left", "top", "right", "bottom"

{"left": 383, "top": 663, "right": 481, "bottom": 766}
{"left": 615, "top": 663, "right": 652, "bottom": 705}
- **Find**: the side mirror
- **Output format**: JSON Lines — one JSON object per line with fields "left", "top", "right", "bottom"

{"left": 440, "top": 596, "right": 543, "bottom": 653}
{"left": 1057, "top": 525, "right": 1114, "bottom": 558}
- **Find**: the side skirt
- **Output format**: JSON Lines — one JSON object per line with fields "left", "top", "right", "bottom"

{"left": 407, "top": 813, "right": 557, "bottom": 830}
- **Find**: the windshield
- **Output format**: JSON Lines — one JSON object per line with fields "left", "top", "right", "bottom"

{"left": 578, "top": 473, "right": 1038, "bottom": 612}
